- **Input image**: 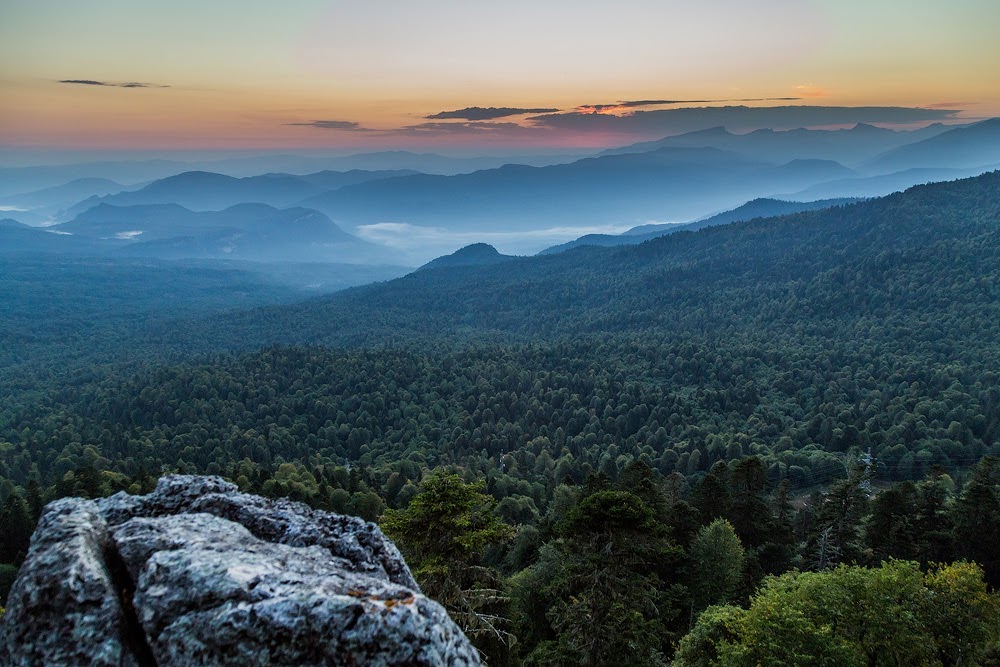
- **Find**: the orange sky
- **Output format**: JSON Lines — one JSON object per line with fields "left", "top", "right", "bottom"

{"left": 1, "top": 0, "right": 997, "bottom": 152}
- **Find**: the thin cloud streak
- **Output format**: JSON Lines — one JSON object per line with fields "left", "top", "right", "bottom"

{"left": 578, "top": 97, "right": 802, "bottom": 112}
{"left": 277, "top": 104, "right": 967, "bottom": 148}
{"left": 286, "top": 120, "right": 380, "bottom": 132}
{"left": 427, "top": 107, "right": 561, "bottom": 120}
{"left": 58, "top": 79, "right": 170, "bottom": 88}
{"left": 395, "top": 121, "right": 550, "bottom": 137}
{"left": 528, "top": 105, "right": 965, "bottom": 134}
{"left": 926, "top": 101, "right": 977, "bottom": 109}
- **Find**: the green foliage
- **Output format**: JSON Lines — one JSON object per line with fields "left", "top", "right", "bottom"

{"left": 0, "top": 492, "right": 33, "bottom": 564}
{"left": 1, "top": 173, "right": 1000, "bottom": 663}
{"left": 0, "top": 563, "right": 19, "bottom": 608}
{"left": 952, "top": 457, "right": 1000, "bottom": 584}
{"left": 520, "top": 486, "right": 683, "bottom": 666}
{"left": 383, "top": 470, "right": 513, "bottom": 568}
{"left": 689, "top": 519, "right": 744, "bottom": 613}
{"left": 382, "top": 470, "right": 515, "bottom": 662}
{"left": 674, "top": 561, "right": 1000, "bottom": 667}
{"left": 671, "top": 605, "right": 745, "bottom": 667}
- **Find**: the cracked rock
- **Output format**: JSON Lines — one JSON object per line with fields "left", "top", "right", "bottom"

{"left": 0, "top": 475, "right": 481, "bottom": 666}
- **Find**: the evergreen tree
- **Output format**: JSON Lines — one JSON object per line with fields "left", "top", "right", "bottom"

{"left": 382, "top": 470, "right": 515, "bottom": 662}
{"left": 952, "top": 457, "right": 1000, "bottom": 586}
{"left": 689, "top": 519, "right": 745, "bottom": 618}
{"left": 525, "top": 490, "right": 682, "bottom": 666}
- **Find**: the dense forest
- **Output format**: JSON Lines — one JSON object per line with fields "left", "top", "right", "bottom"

{"left": 2, "top": 172, "right": 1000, "bottom": 662}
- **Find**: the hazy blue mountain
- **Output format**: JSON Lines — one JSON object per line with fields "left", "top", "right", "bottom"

{"left": 0, "top": 218, "right": 106, "bottom": 254}
{"left": 782, "top": 165, "right": 999, "bottom": 200}
{"left": 866, "top": 118, "right": 1000, "bottom": 172}
{"left": 243, "top": 151, "right": 590, "bottom": 176}
{"left": 45, "top": 203, "right": 391, "bottom": 262}
{"left": 0, "top": 177, "right": 126, "bottom": 216}
{"left": 0, "top": 160, "right": 193, "bottom": 197}
{"left": 539, "top": 197, "right": 858, "bottom": 254}
{"left": 0, "top": 209, "right": 50, "bottom": 226}
{"left": 58, "top": 169, "right": 436, "bottom": 221}
{"left": 0, "top": 152, "right": 584, "bottom": 196}
{"left": 170, "top": 170, "right": 999, "bottom": 354}
{"left": 62, "top": 171, "right": 326, "bottom": 217}
{"left": 599, "top": 123, "right": 959, "bottom": 167}
{"left": 290, "top": 169, "right": 420, "bottom": 189}
{"left": 298, "top": 148, "right": 855, "bottom": 231}
{"left": 621, "top": 222, "right": 686, "bottom": 236}
{"left": 685, "top": 197, "right": 860, "bottom": 230}
{"left": 419, "top": 243, "right": 519, "bottom": 271}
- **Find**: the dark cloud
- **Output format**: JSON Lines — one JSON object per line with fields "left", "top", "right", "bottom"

{"left": 286, "top": 120, "right": 379, "bottom": 132}
{"left": 426, "top": 106, "right": 560, "bottom": 121}
{"left": 926, "top": 101, "right": 977, "bottom": 109}
{"left": 59, "top": 79, "right": 169, "bottom": 88}
{"left": 578, "top": 98, "right": 802, "bottom": 112}
{"left": 528, "top": 105, "right": 964, "bottom": 135}
{"left": 396, "top": 121, "right": 548, "bottom": 137}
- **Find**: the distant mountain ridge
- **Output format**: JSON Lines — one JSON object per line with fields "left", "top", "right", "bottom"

{"left": 60, "top": 169, "right": 420, "bottom": 220}
{"left": 599, "top": 122, "right": 960, "bottom": 167}
{"left": 782, "top": 165, "right": 1000, "bottom": 200}
{"left": 297, "top": 147, "right": 855, "bottom": 232}
{"left": 538, "top": 197, "right": 859, "bottom": 254}
{"left": 0, "top": 151, "right": 587, "bottom": 197}
{"left": 170, "top": 170, "right": 1000, "bottom": 354}
{"left": 866, "top": 118, "right": 1000, "bottom": 172}
{"left": 0, "top": 177, "right": 126, "bottom": 215}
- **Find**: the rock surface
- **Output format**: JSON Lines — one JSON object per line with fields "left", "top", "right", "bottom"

{"left": 0, "top": 475, "right": 482, "bottom": 666}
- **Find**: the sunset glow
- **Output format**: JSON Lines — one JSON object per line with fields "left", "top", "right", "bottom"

{"left": 1, "top": 0, "right": 998, "bottom": 154}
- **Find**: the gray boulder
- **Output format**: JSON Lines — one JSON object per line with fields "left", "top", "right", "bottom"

{"left": 1, "top": 475, "right": 481, "bottom": 666}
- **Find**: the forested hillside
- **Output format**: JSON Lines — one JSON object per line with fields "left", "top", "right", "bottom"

{"left": 185, "top": 170, "right": 1000, "bottom": 349}
{"left": 2, "top": 172, "right": 999, "bottom": 661}
{"left": 3, "top": 172, "right": 998, "bottom": 490}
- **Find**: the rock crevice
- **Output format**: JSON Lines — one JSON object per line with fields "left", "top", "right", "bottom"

{"left": 103, "top": 540, "right": 158, "bottom": 667}
{"left": 1, "top": 475, "right": 481, "bottom": 667}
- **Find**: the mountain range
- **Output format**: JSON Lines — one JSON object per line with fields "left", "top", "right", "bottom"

{"left": 599, "top": 123, "right": 960, "bottom": 167}
{"left": 298, "top": 147, "right": 855, "bottom": 232}
{"left": 143, "top": 170, "right": 999, "bottom": 355}
{"left": 58, "top": 169, "right": 419, "bottom": 220}
{"left": 0, "top": 151, "right": 588, "bottom": 198}
{"left": 0, "top": 177, "right": 126, "bottom": 216}
{"left": 866, "top": 118, "right": 1000, "bottom": 172}
{"left": 781, "top": 166, "right": 1000, "bottom": 201}
{"left": 3, "top": 119, "right": 997, "bottom": 264}
{"left": 16, "top": 203, "right": 388, "bottom": 262}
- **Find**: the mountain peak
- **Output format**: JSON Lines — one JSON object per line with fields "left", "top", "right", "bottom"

{"left": 419, "top": 243, "right": 517, "bottom": 271}
{"left": 159, "top": 170, "right": 236, "bottom": 183}
{"left": 457, "top": 242, "right": 500, "bottom": 254}
{"left": 680, "top": 126, "right": 732, "bottom": 138}
{"left": 851, "top": 123, "right": 891, "bottom": 133}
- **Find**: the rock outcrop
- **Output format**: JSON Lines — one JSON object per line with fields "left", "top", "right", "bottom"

{"left": 0, "top": 475, "right": 482, "bottom": 666}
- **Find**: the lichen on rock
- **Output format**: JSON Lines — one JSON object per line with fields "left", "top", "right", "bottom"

{"left": 0, "top": 475, "right": 482, "bottom": 666}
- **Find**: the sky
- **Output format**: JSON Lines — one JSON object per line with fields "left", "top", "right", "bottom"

{"left": 1, "top": 0, "right": 998, "bottom": 154}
